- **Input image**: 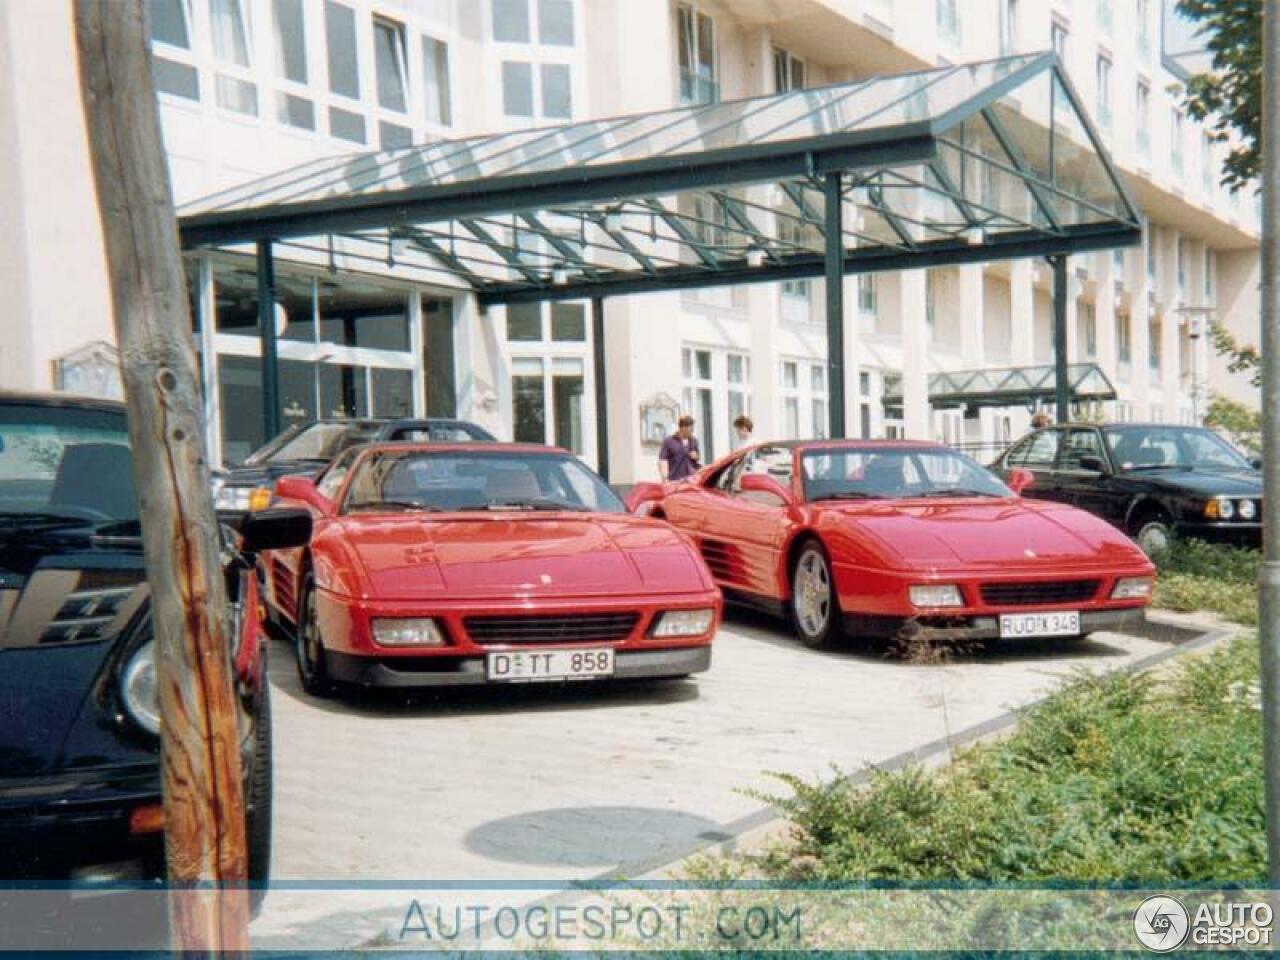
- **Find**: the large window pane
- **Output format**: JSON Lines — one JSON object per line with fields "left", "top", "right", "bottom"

{"left": 502, "top": 61, "right": 534, "bottom": 117}
{"left": 538, "top": 0, "right": 574, "bottom": 45}
{"left": 216, "top": 75, "right": 258, "bottom": 114}
{"left": 373, "top": 17, "right": 408, "bottom": 112}
{"left": 380, "top": 121, "right": 412, "bottom": 148}
{"left": 550, "top": 302, "right": 585, "bottom": 341}
{"left": 279, "top": 359, "right": 317, "bottom": 428}
{"left": 210, "top": 0, "right": 251, "bottom": 66}
{"left": 372, "top": 369, "right": 413, "bottom": 417}
{"left": 155, "top": 59, "right": 199, "bottom": 100}
{"left": 512, "top": 358, "right": 546, "bottom": 443}
{"left": 319, "top": 363, "right": 369, "bottom": 418}
{"left": 422, "top": 36, "right": 452, "bottom": 126}
{"left": 278, "top": 92, "right": 316, "bottom": 129}
{"left": 273, "top": 0, "right": 308, "bottom": 82}
{"left": 151, "top": 0, "right": 190, "bottom": 47}
{"left": 329, "top": 106, "right": 365, "bottom": 142}
{"left": 493, "top": 0, "right": 530, "bottom": 42}
{"left": 507, "top": 303, "right": 541, "bottom": 340}
{"left": 218, "top": 356, "right": 265, "bottom": 465}
{"left": 540, "top": 63, "right": 571, "bottom": 119}
{"left": 553, "top": 359, "right": 584, "bottom": 453}
{"left": 325, "top": 1, "right": 360, "bottom": 98}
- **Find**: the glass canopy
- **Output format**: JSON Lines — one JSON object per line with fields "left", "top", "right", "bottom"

{"left": 884, "top": 362, "right": 1119, "bottom": 409}
{"left": 178, "top": 52, "right": 1141, "bottom": 304}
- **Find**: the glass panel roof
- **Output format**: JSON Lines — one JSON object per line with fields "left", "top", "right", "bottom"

{"left": 883, "top": 363, "right": 1118, "bottom": 407}
{"left": 178, "top": 53, "right": 1141, "bottom": 304}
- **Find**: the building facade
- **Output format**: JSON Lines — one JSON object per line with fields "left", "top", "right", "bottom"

{"left": 0, "top": 0, "right": 1261, "bottom": 480}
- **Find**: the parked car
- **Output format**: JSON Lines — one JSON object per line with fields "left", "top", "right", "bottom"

{"left": 990, "top": 423, "right": 1263, "bottom": 554}
{"left": 626, "top": 440, "right": 1155, "bottom": 648}
{"left": 0, "top": 392, "right": 311, "bottom": 899}
{"left": 265, "top": 443, "right": 720, "bottom": 695}
{"left": 212, "top": 416, "right": 496, "bottom": 522}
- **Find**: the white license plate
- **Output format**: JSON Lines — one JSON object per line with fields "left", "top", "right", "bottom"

{"left": 486, "top": 648, "right": 615, "bottom": 682}
{"left": 999, "top": 610, "right": 1081, "bottom": 638}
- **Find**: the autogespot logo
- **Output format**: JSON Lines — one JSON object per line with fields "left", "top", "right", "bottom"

{"left": 1133, "top": 895, "right": 1191, "bottom": 952}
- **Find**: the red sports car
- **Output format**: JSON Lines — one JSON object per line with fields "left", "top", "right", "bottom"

{"left": 625, "top": 440, "right": 1155, "bottom": 648}
{"left": 266, "top": 443, "right": 719, "bottom": 695}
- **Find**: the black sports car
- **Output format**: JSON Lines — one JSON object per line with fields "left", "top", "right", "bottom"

{"left": 0, "top": 392, "right": 310, "bottom": 899}
{"left": 212, "top": 416, "right": 496, "bottom": 521}
{"left": 991, "top": 423, "right": 1262, "bottom": 554}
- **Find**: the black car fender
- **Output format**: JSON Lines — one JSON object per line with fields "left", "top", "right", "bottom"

{"left": 1122, "top": 493, "right": 1178, "bottom": 530}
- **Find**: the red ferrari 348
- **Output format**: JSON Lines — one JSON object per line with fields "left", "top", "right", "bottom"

{"left": 626, "top": 440, "right": 1156, "bottom": 648}
{"left": 266, "top": 443, "right": 720, "bottom": 696}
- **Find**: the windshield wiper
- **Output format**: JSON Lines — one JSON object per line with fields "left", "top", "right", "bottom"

{"left": 345, "top": 500, "right": 444, "bottom": 513}
{"left": 913, "top": 488, "right": 1003, "bottom": 499}
{"left": 810, "top": 491, "right": 882, "bottom": 502}
{"left": 484, "top": 498, "right": 590, "bottom": 512}
{"left": 1123, "top": 464, "right": 1185, "bottom": 472}
{"left": 0, "top": 511, "right": 95, "bottom": 530}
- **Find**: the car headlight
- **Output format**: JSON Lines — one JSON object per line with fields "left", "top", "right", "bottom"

{"left": 372, "top": 618, "right": 447, "bottom": 647}
{"left": 1111, "top": 576, "right": 1154, "bottom": 600}
{"left": 649, "top": 608, "right": 715, "bottom": 638}
{"left": 214, "top": 484, "right": 272, "bottom": 513}
{"left": 121, "top": 640, "right": 160, "bottom": 735}
{"left": 1204, "top": 497, "right": 1235, "bottom": 520}
{"left": 909, "top": 584, "right": 964, "bottom": 608}
{"left": 1239, "top": 499, "right": 1258, "bottom": 521}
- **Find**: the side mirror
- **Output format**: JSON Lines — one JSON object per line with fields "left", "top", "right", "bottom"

{"left": 1006, "top": 468, "right": 1035, "bottom": 495}
{"left": 275, "top": 474, "right": 333, "bottom": 515}
{"left": 739, "top": 472, "right": 794, "bottom": 506}
{"left": 239, "top": 507, "right": 312, "bottom": 554}
{"left": 1078, "top": 455, "right": 1109, "bottom": 474}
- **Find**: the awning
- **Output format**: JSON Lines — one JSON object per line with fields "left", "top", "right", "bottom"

{"left": 178, "top": 51, "right": 1142, "bottom": 305}
{"left": 884, "top": 362, "right": 1119, "bottom": 409}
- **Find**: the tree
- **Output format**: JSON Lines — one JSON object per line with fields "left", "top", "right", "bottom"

{"left": 1178, "top": 0, "right": 1263, "bottom": 194}
{"left": 1210, "top": 320, "right": 1263, "bottom": 386}
{"left": 1203, "top": 391, "right": 1262, "bottom": 454}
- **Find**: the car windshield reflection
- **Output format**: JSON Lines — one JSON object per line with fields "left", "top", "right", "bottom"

{"left": 802, "top": 448, "right": 1011, "bottom": 502}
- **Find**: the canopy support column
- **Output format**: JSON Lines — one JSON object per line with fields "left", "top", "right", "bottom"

{"left": 824, "top": 172, "right": 846, "bottom": 439}
{"left": 1051, "top": 254, "right": 1069, "bottom": 424}
{"left": 592, "top": 296, "right": 609, "bottom": 482}
{"left": 256, "top": 239, "right": 280, "bottom": 441}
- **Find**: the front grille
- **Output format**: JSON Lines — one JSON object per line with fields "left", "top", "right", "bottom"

{"left": 980, "top": 580, "right": 1100, "bottom": 606}
{"left": 463, "top": 613, "right": 640, "bottom": 646}
{"left": 40, "top": 586, "right": 138, "bottom": 645}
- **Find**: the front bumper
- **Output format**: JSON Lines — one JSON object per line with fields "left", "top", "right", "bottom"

{"left": 327, "top": 644, "right": 713, "bottom": 688}
{"left": 1178, "top": 521, "right": 1262, "bottom": 547}
{"left": 845, "top": 606, "right": 1146, "bottom": 641}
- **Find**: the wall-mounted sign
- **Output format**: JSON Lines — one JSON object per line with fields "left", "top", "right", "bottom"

{"left": 51, "top": 341, "right": 123, "bottom": 400}
{"left": 639, "top": 392, "right": 680, "bottom": 447}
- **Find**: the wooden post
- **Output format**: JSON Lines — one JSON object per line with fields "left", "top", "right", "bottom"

{"left": 73, "top": 1, "right": 250, "bottom": 952}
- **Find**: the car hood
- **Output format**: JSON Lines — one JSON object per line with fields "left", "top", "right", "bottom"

{"left": 329, "top": 513, "right": 713, "bottom": 600}
{"left": 0, "top": 541, "right": 152, "bottom": 777}
{"left": 1122, "top": 467, "right": 1263, "bottom": 498}
{"left": 821, "top": 497, "right": 1148, "bottom": 570}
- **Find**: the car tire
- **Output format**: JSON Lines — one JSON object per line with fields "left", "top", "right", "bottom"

{"left": 789, "top": 539, "right": 842, "bottom": 649}
{"left": 245, "top": 685, "right": 273, "bottom": 917}
{"left": 295, "top": 574, "right": 335, "bottom": 698}
{"left": 1133, "top": 515, "right": 1174, "bottom": 557}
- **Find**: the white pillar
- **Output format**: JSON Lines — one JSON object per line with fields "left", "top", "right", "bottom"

{"left": 900, "top": 269, "right": 929, "bottom": 439}
{"left": 197, "top": 255, "right": 220, "bottom": 468}
{"left": 1009, "top": 259, "right": 1035, "bottom": 365}
{"left": 958, "top": 263, "right": 984, "bottom": 366}
{"left": 408, "top": 289, "right": 425, "bottom": 417}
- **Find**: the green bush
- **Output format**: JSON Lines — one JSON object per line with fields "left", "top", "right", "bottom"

{"left": 757, "top": 635, "right": 1266, "bottom": 885}
{"left": 1151, "top": 538, "right": 1259, "bottom": 625}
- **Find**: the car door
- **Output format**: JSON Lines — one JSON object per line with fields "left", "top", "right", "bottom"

{"left": 1001, "top": 428, "right": 1063, "bottom": 502}
{"left": 1053, "top": 427, "right": 1125, "bottom": 523}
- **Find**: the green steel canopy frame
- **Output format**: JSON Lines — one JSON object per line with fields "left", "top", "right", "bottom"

{"left": 883, "top": 362, "right": 1119, "bottom": 409}
{"left": 177, "top": 52, "right": 1142, "bottom": 475}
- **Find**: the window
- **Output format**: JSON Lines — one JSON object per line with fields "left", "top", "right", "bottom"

{"left": 810, "top": 365, "right": 828, "bottom": 439}
{"left": 1149, "top": 316, "right": 1162, "bottom": 372}
{"left": 511, "top": 358, "right": 546, "bottom": 443}
{"left": 1177, "top": 238, "right": 1187, "bottom": 302}
{"left": 422, "top": 36, "right": 452, "bottom": 126}
{"left": 1051, "top": 19, "right": 1068, "bottom": 59}
{"left": 210, "top": 0, "right": 257, "bottom": 114}
{"left": 1095, "top": 54, "right": 1112, "bottom": 129}
{"left": 1135, "top": 81, "right": 1150, "bottom": 158}
{"left": 373, "top": 18, "right": 408, "bottom": 113}
{"left": 150, "top": 0, "right": 199, "bottom": 100}
{"left": 858, "top": 275, "right": 878, "bottom": 315}
{"left": 677, "top": 4, "right": 717, "bottom": 104}
{"left": 325, "top": 0, "right": 364, "bottom": 142}
{"left": 935, "top": 0, "right": 959, "bottom": 44}
{"left": 541, "top": 63, "right": 572, "bottom": 118}
{"left": 1171, "top": 107, "right": 1185, "bottom": 176}
{"left": 1059, "top": 428, "right": 1106, "bottom": 470}
{"left": 1097, "top": 0, "right": 1113, "bottom": 35}
{"left": 550, "top": 302, "right": 585, "bottom": 341}
{"left": 781, "top": 361, "right": 798, "bottom": 390}
{"left": 1204, "top": 249, "right": 1215, "bottom": 301}
{"left": 272, "top": 0, "right": 314, "bottom": 129}
{"left": 507, "top": 303, "right": 542, "bottom": 341}
{"left": 925, "top": 271, "right": 939, "bottom": 333}
{"left": 1137, "top": 0, "right": 1151, "bottom": 58}
{"left": 1007, "top": 430, "right": 1059, "bottom": 468}
{"left": 1117, "top": 311, "right": 1132, "bottom": 363}
{"left": 538, "top": 0, "right": 574, "bottom": 45}
{"left": 1201, "top": 132, "right": 1215, "bottom": 193}
{"left": 1081, "top": 302, "right": 1097, "bottom": 358}
{"left": 772, "top": 48, "right": 804, "bottom": 92}
{"left": 727, "top": 353, "right": 751, "bottom": 448}
{"left": 682, "top": 347, "right": 716, "bottom": 460}
{"left": 502, "top": 61, "right": 572, "bottom": 120}
{"left": 999, "top": 0, "right": 1018, "bottom": 54}
{"left": 493, "top": 0, "right": 531, "bottom": 43}
{"left": 502, "top": 61, "right": 535, "bottom": 117}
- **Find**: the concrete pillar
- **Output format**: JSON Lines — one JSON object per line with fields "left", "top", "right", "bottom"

{"left": 1009, "top": 259, "right": 1035, "bottom": 365}
{"left": 958, "top": 263, "right": 985, "bottom": 366}
{"left": 748, "top": 282, "right": 776, "bottom": 438}
{"left": 1095, "top": 251, "right": 1119, "bottom": 377}
{"left": 900, "top": 269, "right": 930, "bottom": 439}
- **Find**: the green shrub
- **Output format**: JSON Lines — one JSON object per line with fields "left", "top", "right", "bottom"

{"left": 1151, "top": 538, "right": 1259, "bottom": 625}
{"left": 758, "top": 635, "right": 1266, "bottom": 885}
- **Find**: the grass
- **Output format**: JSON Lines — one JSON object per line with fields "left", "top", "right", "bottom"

{"left": 1152, "top": 538, "right": 1260, "bottom": 626}
{"left": 749, "top": 632, "right": 1265, "bottom": 885}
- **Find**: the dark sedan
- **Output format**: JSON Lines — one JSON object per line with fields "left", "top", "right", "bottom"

{"left": 212, "top": 416, "right": 495, "bottom": 520}
{"left": 990, "top": 423, "right": 1262, "bottom": 554}
{"left": 0, "top": 392, "right": 310, "bottom": 901}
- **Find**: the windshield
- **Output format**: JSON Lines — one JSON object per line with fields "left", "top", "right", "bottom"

{"left": 1104, "top": 426, "right": 1251, "bottom": 471}
{"left": 340, "top": 450, "right": 625, "bottom": 514}
{"left": 0, "top": 403, "right": 138, "bottom": 526}
{"left": 246, "top": 421, "right": 381, "bottom": 465}
{"left": 801, "top": 447, "right": 1011, "bottom": 501}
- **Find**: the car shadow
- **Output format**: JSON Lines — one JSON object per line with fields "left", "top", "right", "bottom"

{"left": 265, "top": 636, "right": 703, "bottom": 718}
{"left": 720, "top": 605, "right": 1170, "bottom": 666}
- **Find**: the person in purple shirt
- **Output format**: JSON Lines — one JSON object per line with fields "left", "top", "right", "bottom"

{"left": 659, "top": 415, "right": 701, "bottom": 481}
